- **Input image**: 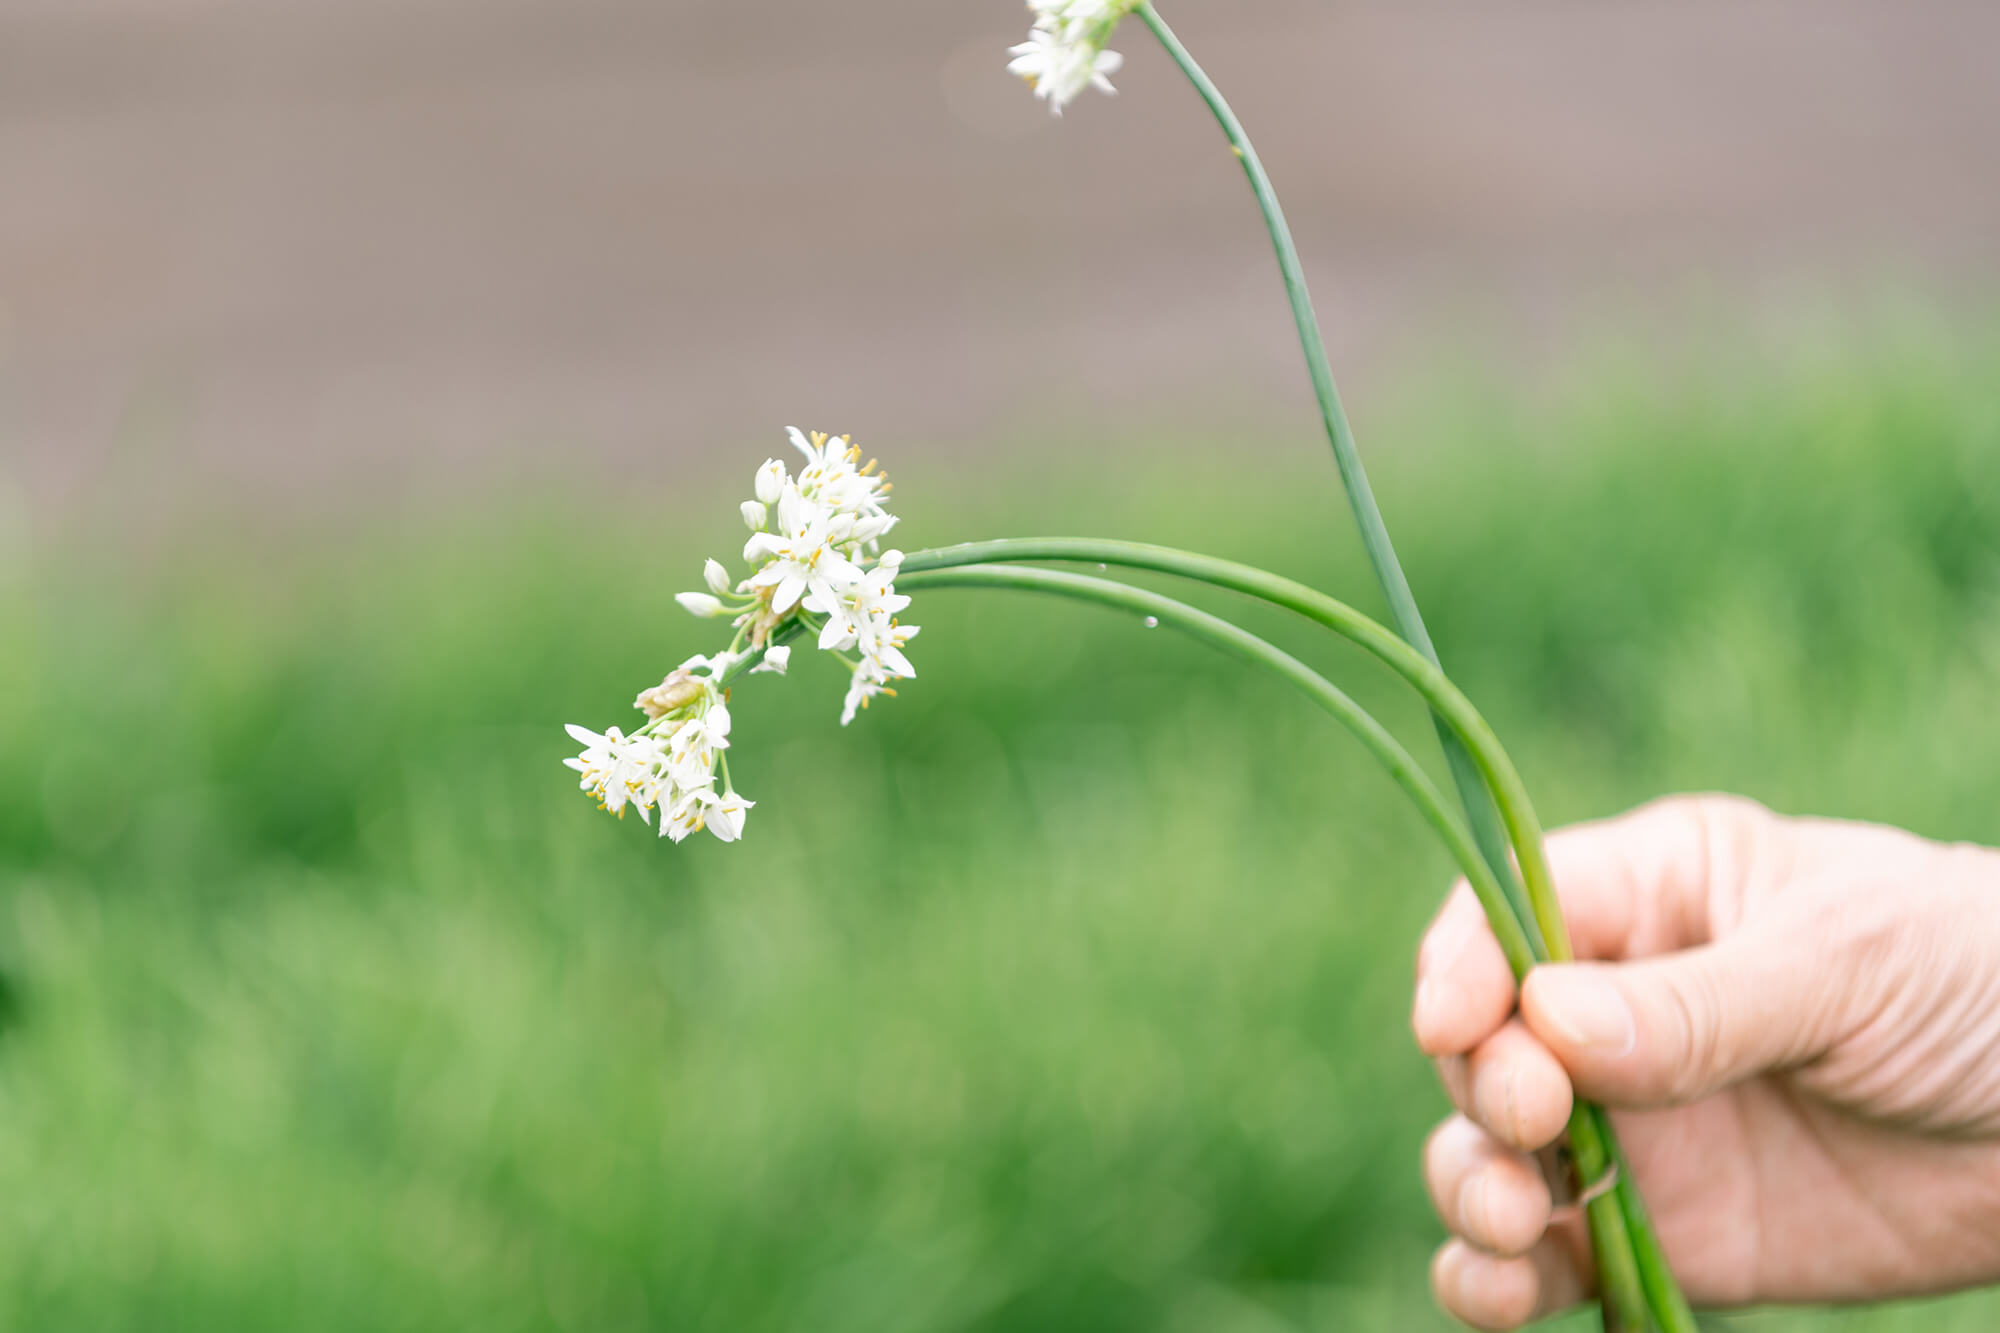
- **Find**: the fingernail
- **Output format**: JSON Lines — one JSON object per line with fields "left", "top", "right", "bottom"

{"left": 1413, "top": 977, "right": 1457, "bottom": 1046}
{"left": 1457, "top": 1173, "right": 1491, "bottom": 1239}
{"left": 1533, "top": 967, "right": 1636, "bottom": 1055}
{"left": 1414, "top": 978, "right": 1438, "bottom": 1033}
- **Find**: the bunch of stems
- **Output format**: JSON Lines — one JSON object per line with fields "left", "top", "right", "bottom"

{"left": 893, "top": 544, "right": 1689, "bottom": 1330}
{"left": 916, "top": 5, "right": 1692, "bottom": 1327}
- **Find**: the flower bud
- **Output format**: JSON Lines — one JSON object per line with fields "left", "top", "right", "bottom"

{"left": 750, "top": 644, "right": 791, "bottom": 676}
{"left": 703, "top": 558, "right": 732, "bottom": 595}
{"left": 740, "top": 500, "right": 768, "bottom": 531}
{"left": 634, "top": 669, "right": 704, "bottom": 720}
{"left": 754, "top": 459, "right": 786, "bottom": 505}
{"left": 675, "top": 591, "right": 726, "bottom": 619}
{"left": 851, "top": 514, "right": 897, "bottom": 544}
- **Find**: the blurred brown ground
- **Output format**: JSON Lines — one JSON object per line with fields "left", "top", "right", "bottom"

{"left": 3, "top": 0, "right": 1997, "bottom": 518}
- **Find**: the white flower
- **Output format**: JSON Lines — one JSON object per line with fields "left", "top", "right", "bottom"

{"left": 666, "top": 703, "right": 731, "bottom": 790}
{"left": 660, "top": 785, "right": 717, "bottom": 843}
{"left": 741, "top": 499, "right": 768, "bottom": 531}
{"left": 564, "top": 724, "right": 667, "bottom": 820}
{"left": 750, "top": 644, "right": 792, "bottom": 675}
{"left": 783, "top": 427, "right": 894, "bottom": 546}
{"left": 703, "top": 558, "right": 733, "bottom": 595}
{"left": 706, "top": 792, "right": 754, "bottom": 843}
{"left": 860, "top": 618, "right": 920, "bottom": 682}
{"left": 679, "top": 651, "right": 735, "bottom": 677}
{"left": 804, "top": 555, "right": 912, "bottom": 653}
{"left": 840, "top": 661, "right": 898, "bottom": 727}
{"left": 1008, "top": 4, "right": 1129, "bottom": 115}
{"left": 743, "top": 484, "right": 865, "bottom": 613}
{"left": 676, "top": 591, "right": 726, "bottom": 618}
{"left": 755, "top": 458, "right": 787, "bottom": 505}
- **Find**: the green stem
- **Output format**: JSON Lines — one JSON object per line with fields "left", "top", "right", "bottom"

{"left": 715, "top": 621, "right": 803, "bottom": 689}
{"left": 1132, "top": 1, "right": 1542, "bottom": 958}
{"left": 1604, "top": 1110, "right": 1700, "bottom": 1333}
{"left": 896, "top": 563, "right": 1537, "bottom": 975}
{"left": 1568, "top": 1105, "right": 1656, "bottom": 1331}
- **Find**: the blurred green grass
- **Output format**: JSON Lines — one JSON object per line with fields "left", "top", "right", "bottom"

{"left": 4, "top": 335, "right": 2000, "bottom": 1330}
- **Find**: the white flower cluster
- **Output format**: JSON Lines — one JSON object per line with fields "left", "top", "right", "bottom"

{"left": 1008, "top": 0, "right": 1137, "bottom": 114}
{"left": 563, "top": 428, "right": 918, "bottom": 845}
{"left": 562, "top": 649, "right": 753, "bottom": 842}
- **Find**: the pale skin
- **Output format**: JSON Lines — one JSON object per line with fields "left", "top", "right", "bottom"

{"left": 1412, "top": 794, "right": 2000, "bottom": 1329}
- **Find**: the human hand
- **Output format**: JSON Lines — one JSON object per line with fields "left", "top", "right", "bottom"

{"left": 1412, "top": 795, "right": 2000, "bottom": 1328}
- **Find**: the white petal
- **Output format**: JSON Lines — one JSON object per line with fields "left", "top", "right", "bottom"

{"left": 777, "top": 485, "right": 820, "bottom": 538}
{"left": 772, "top": 572, "right": 808, "bottom": 613}
{"left": 817, "top": 553, "right": 864, "bottom": 587}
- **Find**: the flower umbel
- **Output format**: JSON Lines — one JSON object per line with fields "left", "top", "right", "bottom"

{"left": 562, "top": 427, "right": 919, "bottom": 845}
{"left": 1009, "top": 0, "right": 1137, "bottom": 114}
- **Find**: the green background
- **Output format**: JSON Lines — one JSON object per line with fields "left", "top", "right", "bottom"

{"left": 5, "top": 333, "right": 2000, "bottom": 1330}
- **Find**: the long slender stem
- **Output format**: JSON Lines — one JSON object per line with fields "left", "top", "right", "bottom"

{"left": 902, "top": 538, "right": 1575, "bottom": 954}
{"left": 1132, "top": 1, "right": 1542, "bottom": 958}
{"left": 897, "top": 564, "right": 1539, "bottom": 975}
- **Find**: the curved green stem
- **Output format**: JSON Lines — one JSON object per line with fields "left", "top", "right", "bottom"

{"left": 901, "top": 538, "right": 1574, "bottom": 959}
{"left": 895, "top": 563, "right": 1536, "bottom": 975}
{"left": 1132, "top": 1, "right": 1541, "bottom": 958}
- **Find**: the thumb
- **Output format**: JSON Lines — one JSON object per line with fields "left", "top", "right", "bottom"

{"left": 1520, "top": 930, "right": 1837, "bottom": 1107}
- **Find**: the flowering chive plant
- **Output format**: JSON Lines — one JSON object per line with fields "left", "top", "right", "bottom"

{"left": 563, "top": 429, "right": 916, "bottom": 842}
{"left": 566, "top": 6, "right": 1695, "bottom": 1330}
